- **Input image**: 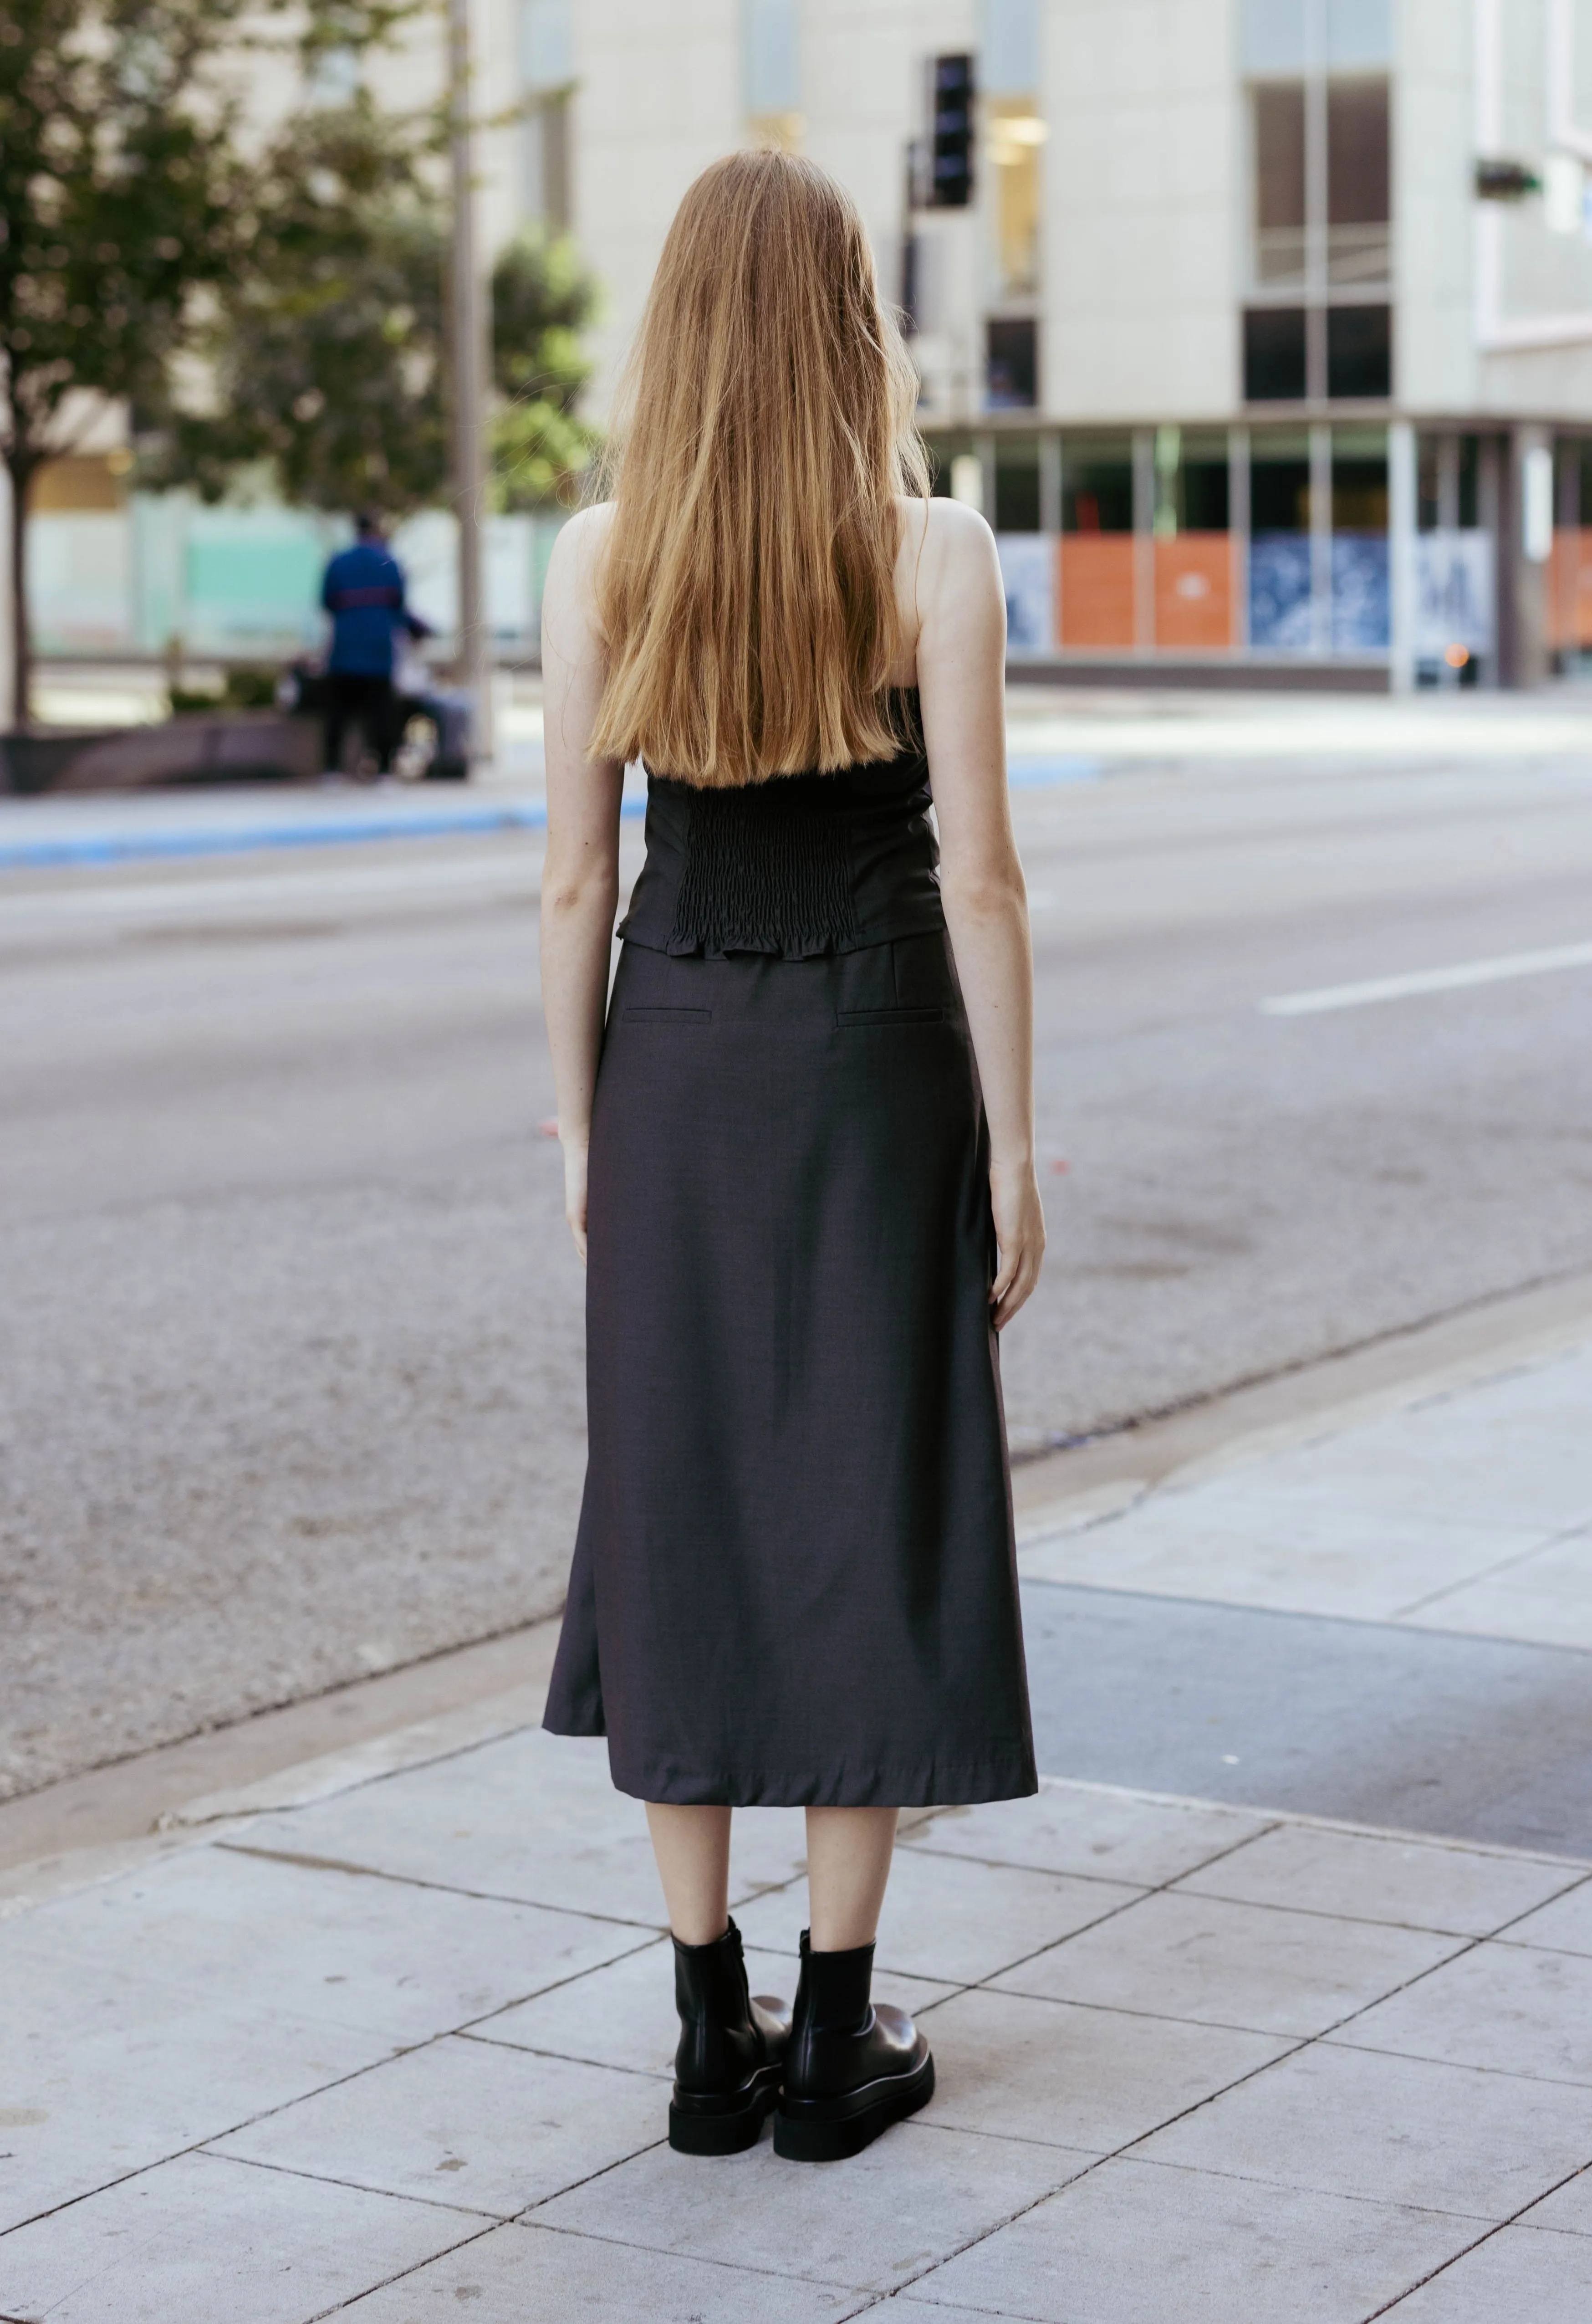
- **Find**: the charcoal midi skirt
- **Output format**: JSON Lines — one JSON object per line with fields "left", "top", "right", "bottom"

{"left": 542, "top": 927, "right": 1037, "bottom": 1807}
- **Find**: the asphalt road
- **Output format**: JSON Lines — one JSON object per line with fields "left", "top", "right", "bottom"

{"left": 4, "top": 726, "right": 1592, "bottom": 1798}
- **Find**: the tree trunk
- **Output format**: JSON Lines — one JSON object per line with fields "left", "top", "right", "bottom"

{"left": 6, "top": 455, "right": 31, "bottom": 731}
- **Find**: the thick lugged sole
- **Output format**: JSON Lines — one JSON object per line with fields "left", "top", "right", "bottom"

{"left": 668, "top": 2065, "right": 782, "bottom": 2156}
{"left": 773, "top": 2053, "right": 935, "bottom": 2162}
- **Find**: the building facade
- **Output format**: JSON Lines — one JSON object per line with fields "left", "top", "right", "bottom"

{"left": 562, "top": 0, "right": 1592, "bottom": 688}
{"left": 21, "top": 0, "right": 1592, "bottom": 690}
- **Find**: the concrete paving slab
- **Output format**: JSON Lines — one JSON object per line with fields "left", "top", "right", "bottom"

{"left": 1377, "top": 2223, "right": 1592, "bottom": 2319}
{"left": 533, "top": 2118, "right": 1092, "bottom": 2295}
{"left": 911, "top": 2155, "right": 1476, "bottom": 2324}
{"left": 337, "top": 2218, "right": 865, "bottom": 2321}
{"left": 730, "top": 1845, "right": 1142, "bottom": 1985}
{"left": 1225, "top": 1347, "right": 1592, "bottom": 1536}
{"left": 1134, "top": 2042, "right": 1592, "bottom": 2218}
{"left": 898, "top": 1781, "right": 1271, "bottom": 1888}
{"left": 1336, "top": 1942, "right": 1592, "bottom": 2083}
{"left": 0, "top": 1981, "right": 382, "bottom": 2235}
{"left": 1022, "top": 1582, "right": 1592, "bottom": 1854}
{"left": 1502, "top": 1875, "right": 1592, "bottom": 1955}
{"left": 0, "top": 2149, "right": 480, "bottom": 2324}
{"left": 914, "top": 1986, "right": 1290, "bottom": 2152}
{"left": 1406, "top": 1529, "right": 1592, "bottom": 1650}
{"left": 480, "top": 1939, "right": 954, "bottom": 2082}
{"left": 1019, "top": 1484, "right": 1548, "bottom": 1624}
{"left": 4, "top": 1838, "right": 646, "bottom": 2046}
{"left": 231, "top": 1728, "right": 811, "bottom": 1927}
{"left": 210, "top": 2035, "right": 666, "bottom": 2219}
{"left": 1172, "top": 1822, "right": 1585, "bottom": 1936}
{"left": 990, "top": 1889, "right": 1464, "bottom": 2037}
{"left": 1517, "top": 2164, "right": 1592, "bottom": 2234}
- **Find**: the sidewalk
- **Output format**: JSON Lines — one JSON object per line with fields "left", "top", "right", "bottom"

{"left": 3, "top": 1343, "right": 1591, "bottom": 2320}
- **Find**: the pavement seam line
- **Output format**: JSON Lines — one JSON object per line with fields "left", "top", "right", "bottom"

{"left": 519, "top": 2211, "right": 873, "bottom": 2295}
{"left": 879, "top": 1913, "right": 1534, "bottom": 2305}
{"left": 1355, "top": 2155, "right": 1592, "bottom": 2320}
{"left": 310, "top": 2218, "right": 507, "bottom": 2321}
{"left": 194, "top": 2145, "right": 499, "bottom": 2222}
{"left": 211, "top": 1838, "right": 671, "bottom": 1934}
{"left": 1391, "top": 1514, "right": 1592, "bottom": 1621}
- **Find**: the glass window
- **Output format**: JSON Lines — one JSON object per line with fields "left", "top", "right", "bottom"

{"left": 929, "top": 439, "right": 975, "bottom": 499}
{"left": 1245, "top": 307, "right": 1308, "bottom": 400}
{"left": 1153, "top": 427, "right": 1230, "bottom": 535}
{"left": 522, "top": 0, "right": 571, "bottom": 87}
{"left": 989, "top": 101, "right": 1044, "bottom": 296}
{"left": 987, "top": 317, "right": 1037, "bottom": 410}
{"left": 1253, "top": 82, "right": 1306, "bottom": 286}
{"left": 995, "top": 439, "right": 1042, "bottom": 531}
{"left": 1242, "top": 0, "right": 1308, "bottom": 73}
{"left": 744, "top": 0, "right": 799, "bottom": 137}
{"left": 1332, "top": 426, "right": 1388, "bottom": 650}
{"left": 1251, "top": 433, "right": 1313, "bottom": 531}
{"left": 1327, "top": 79, "right": 1389, "bottom": 224}
{"left": 1326, "top": 0, "right": 1393, "bottom": 69}
{"left": 981, "top": 0, "right": 1039, "bottom": 95}
{"left": 1327, "top": 304, "right": 1390, "bottom": 396}
{"left": 1061, "top": 436, "right": 1133, "bottom": 532}
{"left": 1250, "top": 430, "right": 1314, "bottom": 648}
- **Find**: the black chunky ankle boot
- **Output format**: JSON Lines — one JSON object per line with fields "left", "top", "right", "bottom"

{"left": 668, "top": 1918, "right": 791, "bottom": 2155}
{"left": 773, "top": 1929, "right": 934, "bottom": 2161}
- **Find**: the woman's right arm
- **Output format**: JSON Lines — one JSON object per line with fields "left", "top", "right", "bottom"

{"left": 539, "top": 506, "right": 625, "bottom": 1262}
{"left": 912, "top": 499, "right": 1046, "bottom": 1331}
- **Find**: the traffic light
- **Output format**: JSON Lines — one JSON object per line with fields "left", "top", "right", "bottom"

{"left": 929, "top": 53, "right": 975, "bottom": 208}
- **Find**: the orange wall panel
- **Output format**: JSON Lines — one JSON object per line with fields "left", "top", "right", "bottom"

{"left": 1550, "top": 529, "right": 1592, "bottom": 650}
{"left": 1154, "top": 535, "right": 1235, "bottom": 649}
{"left": 1058, "top": 536, "right": 1136, "bottom": 649}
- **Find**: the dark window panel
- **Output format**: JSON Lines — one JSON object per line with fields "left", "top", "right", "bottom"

{"left": 1327, "top": 303, "right": 1391, "bottom": 396}
{"left": 1254, "top": 82, "right": 1306, "bottom": 228}
{"left": 1333, "top": 457, "right": 1388, "bottom": 529}
{"left": 1327, "top": 77, "right": 1390, "bottom": 226}
{"left": 1251, "top": 452, "right": 1311, "bottom": 532}
{"left": 994, "top": 449, "right": 1042, "bottom": 531}
{"left": 1062, "top": 445, "right": 1134, "bottom": 533}
{"left": 1459, "top": 435, "right": 1480, "bottom": 527}
{"left": 987, "top": 316, "right": 1038, "bottom": 409}
{"left": 1183, "top": 459, "right": 1231, "bottom": 530}
{"left": 1245, "top": 306, "right": 1308, "bottom": 399}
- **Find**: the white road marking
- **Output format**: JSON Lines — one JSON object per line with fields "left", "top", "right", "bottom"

{"left": 0, "top": 850, "right": 544, "bottom": 927}
{"left": 1262, "top": 938, "right": 1592, "bottom": 1016}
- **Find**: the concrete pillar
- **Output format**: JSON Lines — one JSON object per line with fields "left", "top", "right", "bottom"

{"left": 1501, "top": 424, "right": 1551, "bottom": 688}
{"left": 1229, "top": 425, "right": 1251, "bottom": 650}
{"left": 1132, "top": 428, "right": 1156, "bottom": 651}
{"left": 0, "top": 464, "right": 13, "bottom": 732}
{"left": 1388, "top": 420, "right": 1418, "bottom": 694}
{"left": 1309, "top": 422, "right": 1334, "bottom": 657}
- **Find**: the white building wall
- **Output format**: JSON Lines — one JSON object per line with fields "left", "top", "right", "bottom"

{"left": 1043, "top": 0, "right": 1239, "bottom": 422}
{"left": 574, "top": 0, "right": 743, "bottom": 415}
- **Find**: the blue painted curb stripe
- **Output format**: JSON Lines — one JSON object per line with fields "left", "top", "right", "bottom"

{"left": 0, "top": 760, "right": 1103, "bottom": 873}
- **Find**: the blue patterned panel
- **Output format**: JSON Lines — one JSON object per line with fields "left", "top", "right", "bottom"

{"left": 1250, "top": 534, "right": 1314, "bottom": 650}
{"left": 1332, "top": 533, "right": 1390, "bottom": 651}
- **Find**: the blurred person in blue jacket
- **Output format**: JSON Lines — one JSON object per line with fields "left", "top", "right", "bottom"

{"left": 320, "top": 513, "right": 408, "bottom": 778}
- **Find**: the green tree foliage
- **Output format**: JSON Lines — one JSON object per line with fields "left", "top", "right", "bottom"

{"left": 147, "top": 102, "right": 448, "bottom": 520}
{"left": 0, "top": 0, "right": 420, "bottom": 722}
{"left": 490, "top": 231, "right": 599, "bottom": 512}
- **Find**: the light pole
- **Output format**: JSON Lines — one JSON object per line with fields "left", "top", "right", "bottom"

{"left": 448, "top": 0, "right": 493, "bottom": 763}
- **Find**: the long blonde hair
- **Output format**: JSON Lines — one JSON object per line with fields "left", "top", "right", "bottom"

{"left": 589, "top": 150, "right": 929, "bottom": 788}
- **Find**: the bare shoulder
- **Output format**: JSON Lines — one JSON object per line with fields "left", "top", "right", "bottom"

{"left": 902, "top": 494, "right": 998, "bottom": 579}
{"left": 546, "top": 500, "right": 614, "bottom": 583}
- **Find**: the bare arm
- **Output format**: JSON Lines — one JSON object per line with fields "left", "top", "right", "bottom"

{"left": 910, "top": 500, "right": 1045, "bottom": 1330}
{"left": 539, "top": 505, "right": 624, "bottom": 1261}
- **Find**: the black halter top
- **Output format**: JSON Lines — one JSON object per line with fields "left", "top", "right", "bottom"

{"left": 617, "top": 690, "right": 945, "bottom": 962}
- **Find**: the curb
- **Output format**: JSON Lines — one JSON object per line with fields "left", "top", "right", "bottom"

{"left": 0, "top": 758, "right": 1105, "bottom": 875}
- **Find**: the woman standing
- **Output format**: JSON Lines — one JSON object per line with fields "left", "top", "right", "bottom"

{"left": 539, "top": 150, "right": 1044, "bottom": 2163}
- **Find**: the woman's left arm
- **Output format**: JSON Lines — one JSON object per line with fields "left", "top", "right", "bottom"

{"left": 539, "top": 505, "right": 624, "bottom": 1261}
